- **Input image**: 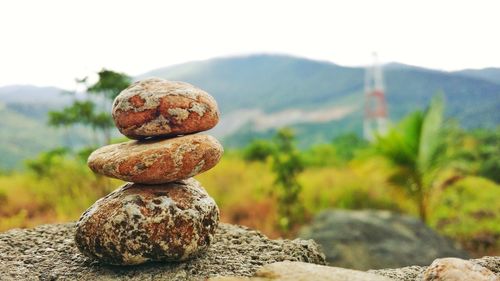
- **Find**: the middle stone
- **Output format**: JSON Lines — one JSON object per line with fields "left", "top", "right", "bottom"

{"left": 88, "top": 134, "right": 223, "bottom": 184}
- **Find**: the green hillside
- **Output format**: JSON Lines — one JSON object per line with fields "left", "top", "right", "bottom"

{"left": 143, "top": 55, "right": 500, "bottom": 147}
{"left": 140, "top": 55, "right": 365, "bottom": 113}
{"left": 0, "top": 101, "right": 93, "bottom": 170}
{"left": 384, "top": 67, "right": 500, "bottom": 127}
{"left": 143, "top": 55, "right": 500, "bottom": 124}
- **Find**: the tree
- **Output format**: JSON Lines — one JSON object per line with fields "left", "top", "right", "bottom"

{"left": 375, "top": 94, "right": 450, "bottom": 223}
{"left": 242, "top": 128, "right": 305, "bottom": 232}
{"left": 472, "top": 128, "right": 500, "bottom": 183}
{"left": 331, "top": 133, "right": 368, "bottom": 162}
{"left": 243, "top": 139, "right": 274, "bottom": 162}
{"left": 48, "top": 69, "right": 131, "bottom": 145}
{"left": 25, "top": 148, "right": 69, "bottom": 178}
{"left": 302, "top": 133, "right": 368, "bottom": 167}
{"left": 271, "top": 128, "right": 305, "bottom": 231}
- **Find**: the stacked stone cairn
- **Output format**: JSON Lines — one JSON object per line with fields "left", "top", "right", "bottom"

{"left": 75, "top": 78, "right": 224, "bottom": 265}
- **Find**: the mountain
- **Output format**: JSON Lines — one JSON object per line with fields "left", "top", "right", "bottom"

{"left": 1, "top": 54, "right": 500, "bottom": 169}
{"left": 0, "top": 86, "right": 91, "bottom": 170}
{"left": 0, "top": 85, "right": 70, "bottom": 105}
{"left": 143, "top": 54, "right": 500, "bottom": 136}
{"left": 140, "top": 55, "right": 364, "bottom": 113}
{"left": 454, "top": 68, "right": 500, "bottom": 85}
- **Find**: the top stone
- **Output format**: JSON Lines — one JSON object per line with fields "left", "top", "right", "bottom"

{"left": 112, "top": 78, "right": 219, "bottom": 139}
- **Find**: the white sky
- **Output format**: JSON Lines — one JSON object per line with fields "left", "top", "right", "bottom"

{"left": 0, "top": 0, "right": 499, "bottom": 89}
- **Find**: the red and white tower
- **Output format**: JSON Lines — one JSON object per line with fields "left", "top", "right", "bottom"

{"left": 363, "top": 53, "right": 388, "bottom": 141}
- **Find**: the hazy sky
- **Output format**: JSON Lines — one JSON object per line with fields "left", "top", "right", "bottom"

{"left": 1, "top": 0, "right": 499, "bottom": 89}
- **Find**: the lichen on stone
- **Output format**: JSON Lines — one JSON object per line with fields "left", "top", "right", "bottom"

{"left": 189, "top": 102, "right": 208, "bottom": 117}
{"left": 188, "top": 160, "right": 206, "bottom": 178}
{"left": 133, "top": 114, "right": 172, "bottom": 136}
{"left": 168, "top": 107, "right": 190, "bottom": 122}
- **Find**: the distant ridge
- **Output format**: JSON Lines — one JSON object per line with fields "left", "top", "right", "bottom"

{"left": 454, "top": 67, "right": 500, "bottom": 85}
{"left": 0, "top": 85, "right": 66, "bottom": 104}
{"left": 141, "top": 54, "right": 500, "bottom": 126}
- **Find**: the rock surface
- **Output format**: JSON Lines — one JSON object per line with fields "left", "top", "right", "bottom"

{"left": 422, "top": 258, "right": 499, "bottom": 281}
{"left": 87, "top": 134, "right": 223, "bottom": 184}
{"left": 0, "top": 222, "right": 325, "bottom": 280}
{"left": 211, "top": 258, "right": 500, "bottom": 281}
{"left": 370, "top": 257, "right": 500, "bottom": 281}
{"left": 368, "top": 256, "right": 500, "bottom": 281}
{"left": 210, "top": 261, "right": 395, "bottom": 281}
{"left": 75, "top": 178, "right": 219, "bottom": 265}
{"left": 299, "top": 209, "right": 469, "bottom": 270}
{"left": 112, "top": 78, "right": 219, "bottom": 139}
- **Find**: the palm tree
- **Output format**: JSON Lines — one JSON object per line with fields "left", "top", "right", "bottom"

{"left": 375, "top": 94, "right": 446, "bottom": 223}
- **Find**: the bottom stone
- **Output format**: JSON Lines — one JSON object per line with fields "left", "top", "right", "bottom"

{"left": 75, "top": 178, "right": 219, "bottom": 265}
{"left": 0, "top": 223, "right": 326, "bottom": 281}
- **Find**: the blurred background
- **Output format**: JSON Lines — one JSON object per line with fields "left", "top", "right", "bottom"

{"left": 0, "top": 0, "right": 499, "bottom": 270}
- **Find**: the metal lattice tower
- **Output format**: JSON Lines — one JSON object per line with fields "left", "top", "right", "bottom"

{"left": 363, "top": 53, "right": 388, "bottom": 141}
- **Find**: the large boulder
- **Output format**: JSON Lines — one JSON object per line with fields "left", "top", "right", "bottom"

{"left": 0, "top": 222, "right": 325, "bottom": 280}
{"left": 299, "top": 209, "right": 469, "bottom": 270}
{"left": 75, "top": 179, "right": 220, "bottom": 265}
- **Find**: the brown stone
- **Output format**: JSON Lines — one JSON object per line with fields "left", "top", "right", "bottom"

{"left": 112, "top": 78, "right": 219, "bottom": 139}
{"left": 74, "top": 178, "right": 219, "bottom": 265}
{"left": 87, "top": 134, "right": 223, "bottom": 184}
{"left": 422, "top": 258, "right": 499, "bottom": 281}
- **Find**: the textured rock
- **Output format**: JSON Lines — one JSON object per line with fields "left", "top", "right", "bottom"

{"left": 87, "top": 134, "right": 223, "bottom": 184}
{"left": 212, "top": 258, "right": 500, "bottom": 281}
{"left": 0, "top": 223, "right": 325, "bottom": 281}
{"left": 251, "top": 261, "right": 395, "bottom": 280}
{"left": 112, "top": 78, "right": 219, "bottom": 139}
{"left": 75, "top": 178, "right": 219, "bottom": 265}
{"left": 422, "top": 258, "right": 499, "bottom": 281}
{"left": 299, "top": 209, "right": 469, "bottom": 270}
{"left": 370, "top": 266, "right": 428, "bottom": 281}
{"left": 370, "top": 257, "right": 500, "bottom": 281}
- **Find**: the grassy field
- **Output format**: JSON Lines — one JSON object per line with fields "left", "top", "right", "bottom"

{"left": 0, "top": 151, "right": 498, "bottom": 256}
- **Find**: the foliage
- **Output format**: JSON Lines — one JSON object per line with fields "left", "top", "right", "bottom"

{"left": 302, "top": 133, "right": 368, "bottom": 166}
{"left": 438, "top": 125, "right": 500, "bottom": 184}
{"left": 0, "top": 154, "right": 118, "bottom": 231}
{"left": 48, "top": 69, "right": 130, "bottom": 145}
{"left": 331, "top": 133, "right": 368, "bottom": 161}
{"left": 374, "top": 93, "right": 449, "bottom": 222}
{"left": 242, "top": 129, "right": 306, "bottom": 232}
{"left": 24, "top": 147, "right": 69, "bottom": 178}
{"left": 429, "top": 176, "right": 500, "bottom": 256}
{"left": 302, "top": 144, "right": 338, "bottom": 167}
{"left": 471, "top": 129, "right": 500, "bottom": 183}
{"left": 271, "top": 128, "right": 305, "bottom": 232}
{"left": 243, "top": 139, "right": 274, "bottom": 162}
{"left": 87, "top": 70, "right": 132, "bottom": 101}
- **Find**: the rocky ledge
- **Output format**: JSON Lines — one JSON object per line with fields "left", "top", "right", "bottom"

{"left": 0, "top": 222, "right": 325, "bottom": 281}
{"left": 1, "top": 223, "right": 498, "bottom": 281}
